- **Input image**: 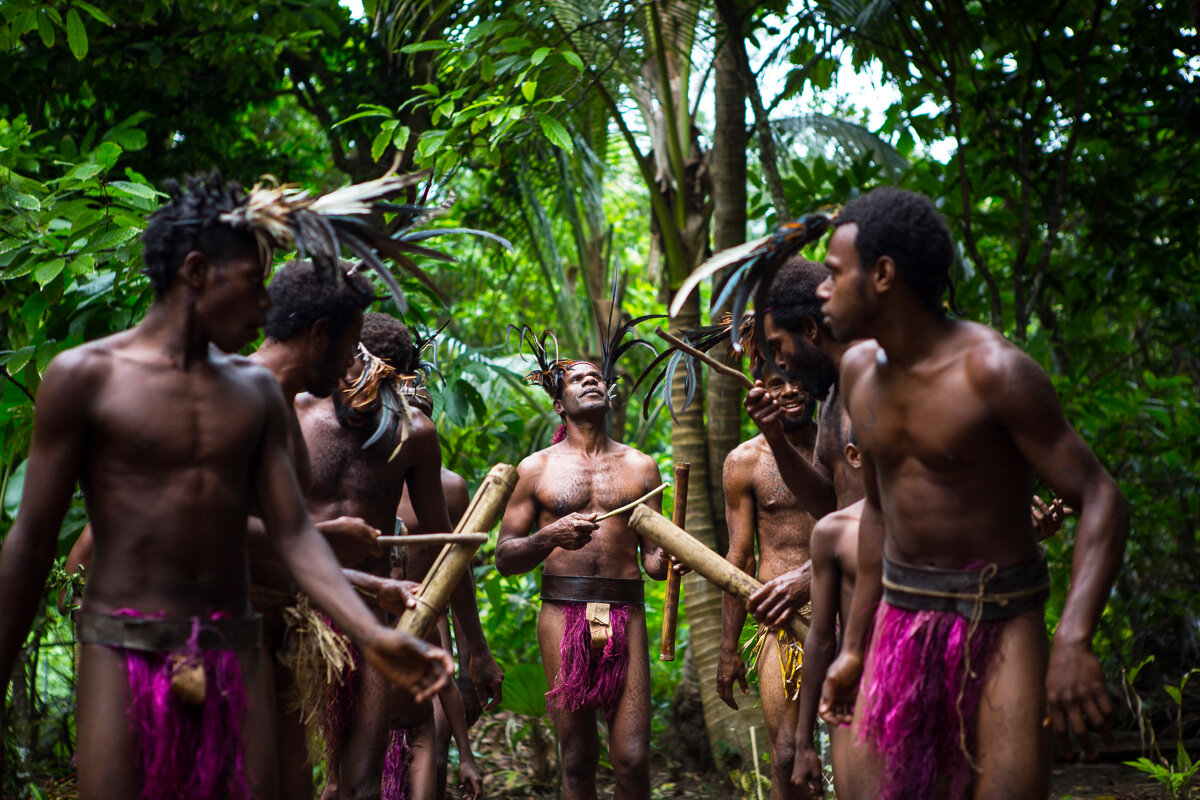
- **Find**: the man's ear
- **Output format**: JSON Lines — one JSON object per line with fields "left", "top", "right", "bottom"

{"left": 871, "top": 255, "right": 896, "bottom": 295}
{"left": 309, "top": 317, "right": 330, "bottom": 350}
{"left": 179, "top": 250, "right": 209, "bottom": 290}
{"left": 552, "top": 397, "right": 564, "bottom": 416}
{"left": 844, "top": 442, "right": 863, "bottom": 470}
{"left": 802, "top": 315, "right": 820, "bottom": 343}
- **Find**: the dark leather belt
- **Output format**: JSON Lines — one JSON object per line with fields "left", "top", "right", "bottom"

{"left": 541, "top": 574, "right": 644, "bottom": 605}
{"left": 77, "top": 612, "right": 264, "bottom": 652}
{"left": 882, "top": 550, "right": 1050, "bottom": 621}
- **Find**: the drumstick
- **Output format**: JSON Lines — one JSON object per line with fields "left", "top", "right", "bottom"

{"left": 592, "top": 482, "right": 669, "bottom": 522}
{"left": 655, "top": 328, "right": 754, "bottom": 390}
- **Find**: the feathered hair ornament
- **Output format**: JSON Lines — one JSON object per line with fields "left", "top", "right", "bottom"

{"left": 510, "top": 325, "right": 578, "bottom": 400}
{"left": 341, "top": 343, "right": 411, "bottom": 461}
{"left": 631, "top": 313, "right": 756, "bottom": 422}
{"left": 592, "top": 259, "right": 663, "bottom": 394}
{"left": 669, "top": 211, "right": 836, "bottom": 360}
{"left": 217, "top": 167, "right": 512, "bottom": 313}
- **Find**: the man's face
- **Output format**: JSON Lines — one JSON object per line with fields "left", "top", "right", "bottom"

{"left": 818, "top": 223, "right": 872, "bottom": 343}
{"left": 763, "top": 313, "right": 836, "bottom": 400}
{"left": 308, "top": 313, "right": 364, "bottom": 398}
{"left": 197, "top": 246, "right": 272, "bottom": 353}
{"left": 763, "top": 365, "right": 816, "bottom": 433}
{"left": 554, "top": 363, "right": 609, "bottom": 419}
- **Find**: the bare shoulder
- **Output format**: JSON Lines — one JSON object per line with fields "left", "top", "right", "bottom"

{"left": 959, "top": 323, "right": 1057, "bottom": 410}
{"left": 515, "top": 449, "right": 551, "bottom": 483}
{"left": 839, "top": 339, "right": 880, "bottom": 395}
{"left": 216, "top": 349, "right": 282, "bottom": 394}
{"left": 724, "top": 435, "right": 764, "bottom": 475}
{"left": 609, "top": 440, "right": 661, "bottom": 480}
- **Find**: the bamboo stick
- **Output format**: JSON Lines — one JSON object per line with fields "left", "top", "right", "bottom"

{"left": 655, "top": 328, "right": 755, "bottom": 390}
{"left": 629, "top": 505, "right": 809, "bottom": 641}
{"left": 659, "top": 462, "right": 689, "bottom": 661}
{"left": 396, "top": 463, "right": 518, "bottom": 639}
{"left": 376, "top": 533, "right": 489, "bottom": 547}
{"left": 592, "top": 482, "right": 669, "bottom": 522}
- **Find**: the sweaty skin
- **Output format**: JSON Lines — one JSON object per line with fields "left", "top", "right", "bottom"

{"left": 717, "top": 365, "right": 818, "bottom": 800}
{"left": 496, "top": 363, "right": 672, "bottom": 800}
{"left": 0, "top": 247, "right": 452, "bottom": 798}
{"left": 817, "top": 221, "right": 1128, "bottom": 797}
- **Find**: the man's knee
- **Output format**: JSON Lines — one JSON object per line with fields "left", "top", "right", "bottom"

{"left": 560, "top": 741, "right": 599, "bottom": 784}
{"left": 610, "top": 738, "right": 649, "bottom": 780}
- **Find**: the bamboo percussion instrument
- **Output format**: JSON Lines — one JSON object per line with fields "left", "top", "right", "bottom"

{"left": 630, "top": 505, "right": 809, "bottom": 642}
{"left": 376, "top": 533, "right": 490, "bottom": 547}
{"left": 395, "top": 463, "right": 517, "bottom": 640}
{"left": 659, "top": 462, "right": 689, "bottom": 661}
{"left": 655, "top": 328, "right": 755, "bottom": 390}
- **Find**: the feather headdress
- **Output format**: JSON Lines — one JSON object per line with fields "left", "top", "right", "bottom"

{"left": 592, "top": 261, "right": 663, "bottom": 393}
{"left": 217, "top": 169, "right": 512, "bottom": 313}
{"left": 340, "top": 343, "right": 412, "bottom": 461}
{"left": 510, "top": 325, "right": 578, "bottom": 400}
{"left": 669, "top": 211, "right": 836, "bottom": 360}
{"left": 631, "top": 313, "right": 756, "bottom": 422}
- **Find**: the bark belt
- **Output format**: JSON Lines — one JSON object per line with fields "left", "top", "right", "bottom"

{"left": 541, "top": 574, "right": 644, "bottom": 605}
{"left": 76, "top": 612, "right": 264, "bottom": 652}
{"left": 882, "top": 550, "right": 1050, "bottom": 621}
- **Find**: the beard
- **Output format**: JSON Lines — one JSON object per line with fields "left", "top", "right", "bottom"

{"left": 779, "top": 393, "right": 818, "bottom": 433}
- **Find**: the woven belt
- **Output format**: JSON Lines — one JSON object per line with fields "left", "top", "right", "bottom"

{"left": 77, "top": 612, "right": 264, "bottom": 652}
{"left": 881, "top": 550, "right": 1050, "bottom": 621}
{"left": 541, "top": 574, "right": 644, "bottom": 605}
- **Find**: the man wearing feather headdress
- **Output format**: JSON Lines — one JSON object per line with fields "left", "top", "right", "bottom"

{"left": 0, "top": 171, "right": 454, "bottom": 799}
{"left": 298, "top": 311, "right": 501, "bottom": 800}
{"left": 817, "top": 188, "right": 1125, "bottom": 800}
{"left": 496, "top": 328, "right": 677, "bottom": 800}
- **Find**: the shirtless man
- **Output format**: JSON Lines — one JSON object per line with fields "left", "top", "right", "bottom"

{"left": 716, "top": 357, "right": 819, "bottom": 800}
{"left": 0, "top": 173, "right": 452, "bottom": 798}
{"left": 817, "top": 187, "right": 1127, "bottom": 800}
{"left": 496, "top": 359, "right": 674, "bottom": 800}
{"left": 300, "top": 311, "right": 501, "bottom": 800}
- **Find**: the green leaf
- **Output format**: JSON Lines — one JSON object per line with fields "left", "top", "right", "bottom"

{"left": 3, "top": 346, "right": 37, "bottom": 375}
{"left": 66, "top": 9, "right": 87, "bottom": 60}
{"left": 537, "top": 115, "right": 571, "bottom": 151}
{"left": 35, "top": 258, "right": 66, "bottom": 286}
{"left": 530, "top": 47, "right": 551, "bottom": 66}
{"left": 561, "top": 51, "right": 584, "bottom": 71}
{"left": 498, "top": 663, "right": 548, "bottom": 717}
{"left": 35, "top": 9, "right": 53, "bottom": 47}
{"left": 108, "top": 181, "right": 156, "bottom": 200}
{"left": 521, "top": 81, "right": 536, "bottom": 102}
{"left": 5, "top": 191, "right": 41, "bottom": 211}
{"left": 72, "top": 1, "right": 114, "bottom": 26}
{"left": 1166, "top": 685, "right": 1181, "bottom": 704}
{"left": 371, "top": 119, "right": 400, "bottom": 162}
{"left": 399, "top": 40, "right": 451, "bottom": 54}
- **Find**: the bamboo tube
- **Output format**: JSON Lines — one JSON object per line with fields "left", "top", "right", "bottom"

{"left": 376, "top": 533, "right": 489, "bottom": 547}
{"left": 658, "top": 462, "right": 689, "bottom": 661}
{"left": 655, "top": 328, "right": 755, "bottom": 390}
{"left": 396, "top": 463, "right": 518, "bottom": 639}
{"left": 630, "top": 505, "right": 809, "bottom": 641}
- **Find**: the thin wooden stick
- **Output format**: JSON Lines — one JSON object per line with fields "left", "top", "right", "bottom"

{"left": 629, "top": 505, "right": 809, "bottom": 641}
{"left": 592, "top": 482, "right": 669, "bottom": 522}
{"left": 750, "top": 726, "right": 764, "bottom": 800}
{"left": 376, "top": 533, "right": 489, "bottom": 547}
{"left": 656, "top": 328, "right": 755, "bottom": 389}
{"left": 659, "top": 462, "right": 689, "bottom": 661}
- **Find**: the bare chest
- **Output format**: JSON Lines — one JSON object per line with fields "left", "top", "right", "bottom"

{"left": 535, "top": 455, "right": 644, "bottom": 518}
{"left": 90, "top": 365, "right": 264, "bottom": 471}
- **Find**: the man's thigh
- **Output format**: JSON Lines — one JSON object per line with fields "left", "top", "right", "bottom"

{"left": 606, "top": 606, "right": 651, "bottom": 758}
{"left": 755, "top": 635, "right": 798, "bottom": 755}
{"left": 973, "top": 612, "right": 1051, "bottom": 800}
{"left": 337, "top": 663, "right": 393, "bottom": 798}
{"left": 76, "top": 644, "right": 140, "bottom": 800}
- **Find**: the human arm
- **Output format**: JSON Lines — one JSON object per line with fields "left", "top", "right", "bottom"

{"left": 989, "top": 349, "right": 1128, "bottom": 756}
{"left": 744, "top": 382, "right": 836, "bottom": 516}
{"left": 635, "top": 459, "right": 671, "bottom": 580}
{"left": 716, "top": 450, "right": 754, "bottom": 709}
{"left": 438, "top": 678, "right": 483, "bottom": 800}
{"left": 341, "top": 569, "right": 419, "bottom": 616}
{"left": 57, "top": 522, "right": 94, "bottom": 614}
{"left": 747, "top": 561, "right": 812, "bottom": 628}
{"left": 494, "top": 457, "right": 597, "bottom": 576}
{"left": 315, "top": 515, "right": 383, "bottom": 566}
{"left": 253, "top": 376, "right": 453, "bottom": 700}
{"left": 818, "top": 450, "right": 883, "bottom": 725}
{"left": 792, "top": 518, "right": 843, "bottom": 795}
{"left": 0, "top": 353, "right": 91, "bottom": 694}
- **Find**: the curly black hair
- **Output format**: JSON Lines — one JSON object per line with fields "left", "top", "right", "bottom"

{"left": 764, "top": 256, "right": 830, "bottom": 335}
{"left": 140, "top": 170, "right": 258, "bottom": 298}
{"left": 834, "top": 187, "right": 954, "bottom": 314}
{"left": 264, "top": 259, "right": 373, "bottom": 342}
{"left": 360, "top": 311, "right": 417, "bottom": 373}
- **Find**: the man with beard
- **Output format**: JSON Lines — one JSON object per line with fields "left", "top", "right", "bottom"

{"left": 497, "top": 357, "right": 674, "bottom": 800}
{"left": 818, "top": 188, "right": 1126, "bottom": 800}
{"left": 300, "top": 312, "right": 502, "bottom": 800}
{"left": 717, "top": 353, "right": 820, "bottom": 800}
{"left": 0, "top": 173, "right": 453, "bottom": 799}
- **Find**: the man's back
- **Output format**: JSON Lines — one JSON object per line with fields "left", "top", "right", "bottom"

{"left": 842, "top": 320, "right": 1042, "bottom": 567}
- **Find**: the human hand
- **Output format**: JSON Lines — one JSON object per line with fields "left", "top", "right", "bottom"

{"left": 317, "top": 515, "right": 383, "bottom": 564}
{"left": 469, "top": 650, "right": 505, "bottom": 711}
{"left": 745, "top": 382, "right": 784, "bottom": 437}
{"left": 374, "top": 578, "right": 421, "bottom": 616}
{"left": 1031, "top": 496, "right": 1073, "bottom": 541}
{"left": 1045, "top": 641, "right": 1113, "bottom": 760}
{"left": 544, "top": 512, "right": 598, "bottom": 551}
{"left": 748, "top": 563, "right": 812, "bottom": 627}
{"left": 716, "top": 649, "right": 750, "bottom": 710}
{"left": 790, "top": 744, "right": 825, "bottom": 797}
{"left": 669, "top": 556, "right": 690, "bottom": 576}
{"left": 818, "top": 651, "right": 863, "bottom": 726}
{"left": 363, "top": 628, "right": 454, "bottom": 704}
{"left": 460, "top": 757, "right": 484, "bottom": 800}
